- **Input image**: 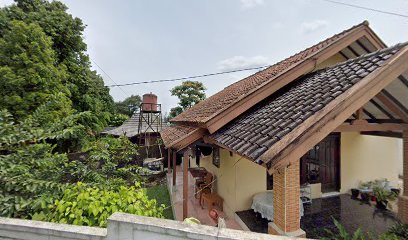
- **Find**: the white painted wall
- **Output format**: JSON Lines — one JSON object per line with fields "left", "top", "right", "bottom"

{"left": 340, "top": 132, "right": 402, "bottom": 193}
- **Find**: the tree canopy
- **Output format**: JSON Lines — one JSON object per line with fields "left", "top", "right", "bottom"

{"left": 0, "top": 0, "right": 114, "bottom": 125}
{"left": 169, "top": 81, "right": 206, "bottom": 118}
{"left": 114, "top": 95, "right": 142, "bottom": 117}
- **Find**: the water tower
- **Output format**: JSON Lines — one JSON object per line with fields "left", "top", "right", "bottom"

{"left": 137, "top": 93, "right": 162, "bottom": 146}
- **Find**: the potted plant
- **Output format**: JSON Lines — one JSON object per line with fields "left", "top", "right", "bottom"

{"left": 358, "top": 181, "right": 372, "bottom": 202}
{"left": 351, "top": 188, "right": 359, "bottom": 199}
{"left": 373, "top": 186, "right": 397, "bottom": 209}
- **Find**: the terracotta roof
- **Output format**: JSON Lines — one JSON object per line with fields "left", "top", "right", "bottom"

{"left": 171, "top": 21, "right": 370, "bottom": 125}
{"left": 210, "top": 44, "right": 407, "bottom": 168}
{"left": 160, "top": 125, "right": 199, "bottom": 148}
{"left": 103, "top": 113, "right": 163, "bottom": 137}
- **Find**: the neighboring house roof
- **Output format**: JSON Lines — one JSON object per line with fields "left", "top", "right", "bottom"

{"left": 170, "top": 21, "right": 385, "bottom": 134}
{"left": 209, "top": 43, "right": 408, "bottom": 172}
{"left": 103, "top": 113, "right": 163, "bottom": 137}
{"left": 161, "top": 125, "right": 206, "bottom": 150}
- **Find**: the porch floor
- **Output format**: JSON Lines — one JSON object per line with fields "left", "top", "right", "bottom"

{"left": 236, "top": 194, "right": 399, "bottom": 239}
{"left": 166, "top": 166, "right": 242, "bottom": 230}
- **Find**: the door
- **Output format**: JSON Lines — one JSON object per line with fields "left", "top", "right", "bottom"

{"left": 300, "top": 134, "right": 340, "bottom": 193}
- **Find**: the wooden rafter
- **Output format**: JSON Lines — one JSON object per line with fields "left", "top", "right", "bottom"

{"left": 376, "top": 91, "right": 408, "bottom": 123}
{"left": 334, "top": 123, "right": 408, "bottom": 132}
{"left": 205, "top": 25, "right": 383, "bottom": 134}
{"left": 264, "top": 46, "right": 408, "bottom": 174}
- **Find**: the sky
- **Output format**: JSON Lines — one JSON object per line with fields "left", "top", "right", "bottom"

{"left": 1, "top": 0, "right": 408, "bottom": 113}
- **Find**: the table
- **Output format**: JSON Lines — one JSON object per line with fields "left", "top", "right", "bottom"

{"left": 201, "top": 193, "right": 223, "bottom": 211}
{"left": 189, "top": 167, "right": 207, "bottom": 196}
{"left": 189, "top": 167, "right": 207, "bottom": 178}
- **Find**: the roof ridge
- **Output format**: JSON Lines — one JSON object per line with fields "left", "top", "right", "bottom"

{"left": 225, "top": 21, "right": 368, "bottom": 90}
{"left": 170, "top": 21, "right": 378, "bottom": 125}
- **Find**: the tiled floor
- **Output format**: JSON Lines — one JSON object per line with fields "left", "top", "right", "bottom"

{"left": 166, "top": 167, "right": 242, "bottom": 230}
{"left": 236, "top": 194, "right": 399, "bottom": 239}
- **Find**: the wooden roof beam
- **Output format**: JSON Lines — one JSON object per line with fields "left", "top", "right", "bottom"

{"left": 376, "top": 91, "right": 408, "bottom": 123}
{"left": 334, "top": 123, "right": 408, "bottom": 132}
{"left": 265, "top": 45, "right": 408, "bottom": 174}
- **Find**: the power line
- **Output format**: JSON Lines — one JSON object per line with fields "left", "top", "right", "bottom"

{"left": 106, "top": 65, "right": 270, "bottom": 87}
{"left": 90, "top": 58, "right": 130, "bottom": 96}
{"left": 321, "top": 0, "right": 408, "bottom": 19}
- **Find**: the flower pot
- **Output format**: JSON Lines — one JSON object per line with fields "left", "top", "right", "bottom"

{"left": 376, "top": 200, "right": 388, "bottom": 209}
{"left": 351, "top": 189, "right": 359, "bottom": 198}
{"left": 360, "top": 192, "right": 370, "bottom": 202}
{"left": 371, "top": 195, "right": 377, "bottom": 201}
{"left": 391, "top": 188, "right": 401, "bottom": 196}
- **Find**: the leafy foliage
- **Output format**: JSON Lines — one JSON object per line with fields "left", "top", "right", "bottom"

{"left": 0, "top": 20, "right": 68, "bottom": 118}
{"left": 0, "top": 101, "right": 160, "bottom": 222}
{"left": 323, "top": 219, "right": 365, "bottom": 240}
{"left": 387, "top": 223, "right": 408, "bottom": 239}
{"left": 373, "top": 186, "right": 397, "bottom": 203}
{"left": 169, "top": 81, "right": 206, "bottom": 118}
{"left": 33, "top": 182, "right": 164, "bottom": 227}
{"left": 108, "top": 113, "right": 129, "bottom": 127}
{"left": 0, "top": 0, "right": 114, "bottom": 125}
{"left": 114, "top": 95, "right": 142, "bottom": 117}
{"left": 322, "top": 218, "right": 403, "bottom": 240}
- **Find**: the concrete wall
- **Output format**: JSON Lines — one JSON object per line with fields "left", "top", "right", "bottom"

{"left": 0, "top": 213, "right": 303, "bottom": 240}
{"left": 199, "top": 149, "right": 267, "bottom": 218}
{"left": 0, "top": 217, "right": 106, "bottom": 240}
{"left": 340, "top": 132, "right": 402, "bottom": 193}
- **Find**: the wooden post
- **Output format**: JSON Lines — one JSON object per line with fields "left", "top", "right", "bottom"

{"left": 172, "top": 151, "right": 176, "bottom": 186}
{"left": 356, "top": 108, "right": 363, "bottom": 120}
{"left": 403, "top": 131, "right": 408, "bottom": 195}
{"left": 398, "top": 130, "right": 408, "bottom": 223}
{"left": 183, "top": 151, "right": 189, "bottom": 220}
{"left": 167, "top": 149, "right": 171, "bottom": 174}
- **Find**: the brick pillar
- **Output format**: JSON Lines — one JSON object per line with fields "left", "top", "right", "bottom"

{"left": 268, "top": 161, "right": 305, "bottom": 237}
{"left": 398, "top": 130, "right": 408, "bottom": 224}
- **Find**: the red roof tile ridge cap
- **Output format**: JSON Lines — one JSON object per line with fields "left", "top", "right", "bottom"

{"left": 198, "top": 21, "right": 368, "bottom": 123}
{"left": 171, "top": 21, "right": 368, "bottom": 124}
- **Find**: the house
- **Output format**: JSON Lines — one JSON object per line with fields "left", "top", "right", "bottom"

{"left": 161, "top": 21, "right": 408, "bottom": 237}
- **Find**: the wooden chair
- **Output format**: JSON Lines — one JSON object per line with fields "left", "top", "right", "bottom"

{"left": 195, "top": 172, "right": 213, "bottom": 199}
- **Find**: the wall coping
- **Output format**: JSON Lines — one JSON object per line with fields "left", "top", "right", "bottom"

{"left": 0, "top": 217, "right": 107, "bottom": 239}
{"left": 108, "top": 213, "right": 305, "bottom": 239}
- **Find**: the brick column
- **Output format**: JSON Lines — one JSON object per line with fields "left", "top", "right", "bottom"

{"left": 268, "top": 161, "right": 305, "bottom": 237}
{"left": 398, "top": 130, "right": 408, "bottom": 224}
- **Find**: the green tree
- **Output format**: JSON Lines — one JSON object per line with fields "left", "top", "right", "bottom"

{"left": 0, "top": 20, "right": 68, "bottom": 118}
{"left": 169, "top": 81, "right": 206, "bottom": 118}
{"left": 114, "top": 95, "right": 142, "bottom": 117}
{"left": 1, "top": 0, "right": 115, "bottom": 122}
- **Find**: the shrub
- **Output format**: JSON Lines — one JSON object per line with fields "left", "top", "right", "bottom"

{"left": 108, "top": 113, "right": 129, "bottom": 127}
{"left": 33, "top": 182, "right": 164, "bottom": 227}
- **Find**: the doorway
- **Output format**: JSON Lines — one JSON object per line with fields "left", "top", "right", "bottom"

{"left": 300, "top": 133, "right": 340, "bottom": 193}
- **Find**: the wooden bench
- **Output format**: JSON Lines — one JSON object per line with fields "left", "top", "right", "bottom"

{"left": 200, "top": 193, "right": 223, "bottom": 211}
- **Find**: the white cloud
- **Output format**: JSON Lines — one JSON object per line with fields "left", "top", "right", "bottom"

{"left": 240, "top": 0, "right": 264, "bottom": 9}
{"left": 217, "top": 55, "right": 270, "bottom": 71}
{"left": 300, "top": 20, "right": 329, "bottom": 34}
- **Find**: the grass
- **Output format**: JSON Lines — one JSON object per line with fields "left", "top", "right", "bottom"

{"left": 146, "top": 185, "right": 174, "bottom": 220}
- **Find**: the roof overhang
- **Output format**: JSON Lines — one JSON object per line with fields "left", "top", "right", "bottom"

{"left": 204, "top": 24, "right": 386, "bottom": 134}
{"left": 260, "top": 45, "right": 408, "bottom": 174}
{"left": 161, "top": 126, "right": 207, "bottom": 151}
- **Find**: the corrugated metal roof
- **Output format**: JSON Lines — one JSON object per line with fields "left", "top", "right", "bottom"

{"left": 103, "top": 113, "right": 163, "bottom": 137}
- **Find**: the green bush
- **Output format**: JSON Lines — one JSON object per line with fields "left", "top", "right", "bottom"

{"left": 33, "top": 182, "right": 164, "bottom": 227}
{"left": 108, "top": 113, "right": 129, "bottom": 127}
